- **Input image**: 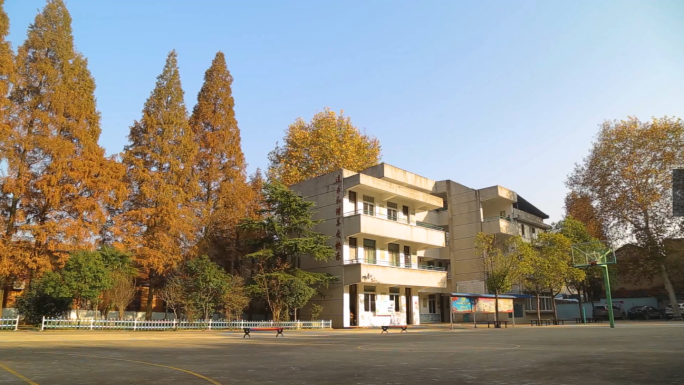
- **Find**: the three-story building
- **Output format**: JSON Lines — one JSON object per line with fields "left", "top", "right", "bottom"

{"left": 291, "top": 163, "right": 552, "bottom": 327}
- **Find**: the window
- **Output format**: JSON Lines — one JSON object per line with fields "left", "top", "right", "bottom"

{"left": 349, "top": 237, "right": 357, "bottom": 261}
{"left": 387, "top": 202, "right": 398, "bottom": 221}
{"left": 363, "top": 239, "right": 376, "bottom": 264}
{"left": 531, "top": 227, "right": 536, "bottom": 234}
{"left": 388, "top": 243, "right": 400, "bottom": 266}
{"left": 403, "top": 246, "right": 412, "bottom": 267}
{"left": 428, "top": 295, "right": 436, "bottom": 314}
{"left": 500, "top": 210, "right": 506, "bottom": 218}
{"left": 363, "top": 287, "right": 376, "bottom": 313}
{"left": 390, "top": 287, "right": 400, "bottom": 312}
{"left": 363, "top": 196, "right": 375, "bottom": 216}
{"left": 526, "top": 294, "right": 553, "bottom": 312}
{"left": 521, "top": 224, "right": 526, "bottom": 236}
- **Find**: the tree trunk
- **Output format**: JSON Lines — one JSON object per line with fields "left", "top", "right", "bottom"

{"left": 145, "top": 285, "right": 154, "bottom": 320}
{"left": 551, "top": 291, "right": 558, "bottom": 321}
{"left": 494, "top": 291, "right": 500, "bottom": 327}
{"left": 535, "top": 293, "right": 541, "bottom": 322}
{"left": 118, "top": 307, "right": 125, "bottom": 320}
{"left": 661, "top": 263, "right": 682, "bottom": 320}
{"left": 577, "top": 286, "right": 584, "bottom": 321}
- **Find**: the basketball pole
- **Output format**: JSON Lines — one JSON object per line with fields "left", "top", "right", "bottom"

{"left": 601, "top": 264, "right": 615, "bottom": 328}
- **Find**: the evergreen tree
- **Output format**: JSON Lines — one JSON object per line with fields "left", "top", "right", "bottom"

{"left": 1, "top": 0, "right": 125, "bottom": 281}
{"left": 240, "top": 182, "right": 335, "bottom": 321}
{"left": 190, "top": 51, "right": 251, "bottom": 269}
{"left": 121, "top": 50, "right": 197, "bottom": 319}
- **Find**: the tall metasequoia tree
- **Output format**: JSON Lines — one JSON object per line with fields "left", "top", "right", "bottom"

{"left": 568, "top": 116, "right": 684, "bottom": 320}
{"left": 121, "top": 50, "right": 197, "bottom": 319}
{"left": 268, "top": 108, "right": 381, "bottom": 185}
{"left": 190, "top": 51, "right": 251, "bottom": 270}
{"left": 0, "top": 0, "right": 15, "bottom": 303}
{"left": 0, "top": 0, "right": 125, "bottom": 284}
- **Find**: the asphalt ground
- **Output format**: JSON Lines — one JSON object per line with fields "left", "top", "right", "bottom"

{"left": 0, "top": 321, "right": 682, "bottom": 385}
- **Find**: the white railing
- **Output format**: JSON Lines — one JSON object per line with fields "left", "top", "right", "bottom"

{"left": 40, "top": 317, "right": 332, "bottom": 331}
{"left": 0, "top": 317, "right": 20, "bottom": 331}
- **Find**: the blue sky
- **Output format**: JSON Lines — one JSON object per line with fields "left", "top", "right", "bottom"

{"left": 5, "top": 0, "right": 684, "bottom": 222}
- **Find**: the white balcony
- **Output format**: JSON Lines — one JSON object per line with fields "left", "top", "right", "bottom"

{"left": 481, "top": 216, "right": 519, "bottom": 236}
{"left": 343, "top": 260, "right": 447, "bottom": 288}
{"left": 343, "top": 210, "right": 446, "bottom": 249}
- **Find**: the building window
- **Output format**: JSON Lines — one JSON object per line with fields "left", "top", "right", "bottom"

{"left": 363, "top": 239, "right": 376, "bottom": 264}
{"left": 387, "top": 202, "right": 398, "bottom": 221}
{"left": 403, "top": 246, "right": 411, "bottom": 267}
{"left": 349, "top": 237, "right": 357, "bottom": 261}
{"left": 363, "top": 196, "right": 375, "bottom": 216}
{"left": 500, "top": 210, "right": 506, "bottom": 218}
{"left": 390, "top": 287, "right": 400, "bottom": 312}
{"left": 521, "top": 224, "right": 526, "bottom": 236}
{"left": 531, "top": 227, "right": 536, "bottom": 234}
{"left": 526, "top": 294, "right": 553, "bottom": 312}
{"left": 388, "top": 243, "right": 400, "bottom": 266}
{"left": 364, "top": 286, "right": 376, "bottom": 313}
{"left": 428, "top": 295, "right": 437, "bottom": 314}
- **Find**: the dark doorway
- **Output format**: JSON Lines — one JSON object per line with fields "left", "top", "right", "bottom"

{"left": 402, "top": 205, "right": 410, "bottom": 223}
{"left": 349, "top": 284, "right": 358, "bottom": 326}
{"left": 405, "top": 288, "right": 413, "bottom": 325}
{"left": 349, "top": 191, "right": 357, "bottom": 213}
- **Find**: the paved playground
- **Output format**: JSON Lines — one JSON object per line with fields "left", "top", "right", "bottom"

{"left": 0, "top": 322, "right": 683, "bottom": 385}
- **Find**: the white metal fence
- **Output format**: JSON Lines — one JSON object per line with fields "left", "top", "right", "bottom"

{"left": 41, "top": 317, "right": 331, "bottom": 331}
{"left": 0, "top": 316, "right": 20, "bottom": 330}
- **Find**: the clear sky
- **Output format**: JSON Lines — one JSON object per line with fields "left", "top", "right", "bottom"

{"left": 5, "top": 0, "right": 684, "bottom": 222}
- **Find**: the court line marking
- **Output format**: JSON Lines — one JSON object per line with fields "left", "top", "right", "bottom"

{"left": 0, "top": 361, "right": 39, "bottom": 385}
{"left": 37, "top": 352, "right": 221, "bottom": 385}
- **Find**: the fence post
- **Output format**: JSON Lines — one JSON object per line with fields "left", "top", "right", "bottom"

{"left": 133, "top": 319, "right": 137, "bottom": 331}
{"left": 14, "top": 315, "right": 19, "bottom": 331}
{"left": 41, "top": 316, "right": 45, "bottom": 331}
{"left": 208, "top": 319, "right": 212, "bottom": 330}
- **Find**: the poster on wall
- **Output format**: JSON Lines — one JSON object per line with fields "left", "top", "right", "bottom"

{"left": 476, "top": 298, "right": 513, "bottom": 313}
{"left": 375, "top": 299, "right": 393, "bottom": 316}
{"left": 451, "top": 297, "right": 475, "bottom": 313}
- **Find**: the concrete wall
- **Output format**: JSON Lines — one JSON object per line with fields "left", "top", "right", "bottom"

{"left": 360, "top": 163, "right": 436, "bottom": 193}
{"left": 344, "top": 263, "right": 447, "bottom": 288}
{"left": 442, "top": 181, "right": 484, "bottom": 288}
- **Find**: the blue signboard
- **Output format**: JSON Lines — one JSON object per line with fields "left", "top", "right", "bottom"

{"left": 451, "top": 297, "right": 475, "bottom": 313}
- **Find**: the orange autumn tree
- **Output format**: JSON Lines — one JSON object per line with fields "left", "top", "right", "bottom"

{"left": 190, "top": 51, "right": 253, "bottom": 270}
{"left": 268, "top": 108, "right": 381, "bottom": 185}
{"left": 0, "top": 0, "right": 16, "bottom": 301}
{"left": 1, "top": 0, "right": 126, "bottom": 282}
{"left": 121, "top": 50, "right": 197, "bottom": 319}
{"left": 564, "top": 191, "right": 606, "bottom": 241}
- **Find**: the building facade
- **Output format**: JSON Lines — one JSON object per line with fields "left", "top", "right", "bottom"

{"left": 291, "top": 163, "right": 554, "bottom": 328}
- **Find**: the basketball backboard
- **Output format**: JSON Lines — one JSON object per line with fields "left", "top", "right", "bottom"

{"left": 571, "top": 240, "right": 616, "bottom": 267}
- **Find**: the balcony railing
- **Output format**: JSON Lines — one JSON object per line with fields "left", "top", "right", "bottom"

{"left": 344, "top": 209, "right": 445, "bottom": 233}
{"left": 345, "top": 258, "right": 447, "bottom": 272}
{"left": 416, "top": 221, "right": 444, "bottom": 231}
{"left": 483, "top": 215, "right": 514, "bottom": 223}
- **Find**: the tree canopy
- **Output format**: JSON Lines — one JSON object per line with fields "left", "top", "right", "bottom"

{"left": 568, "top": 116, "right": 684, "bottom": 319}
{"left": 268, "top": 108, "right": 381, "bottom": 185}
